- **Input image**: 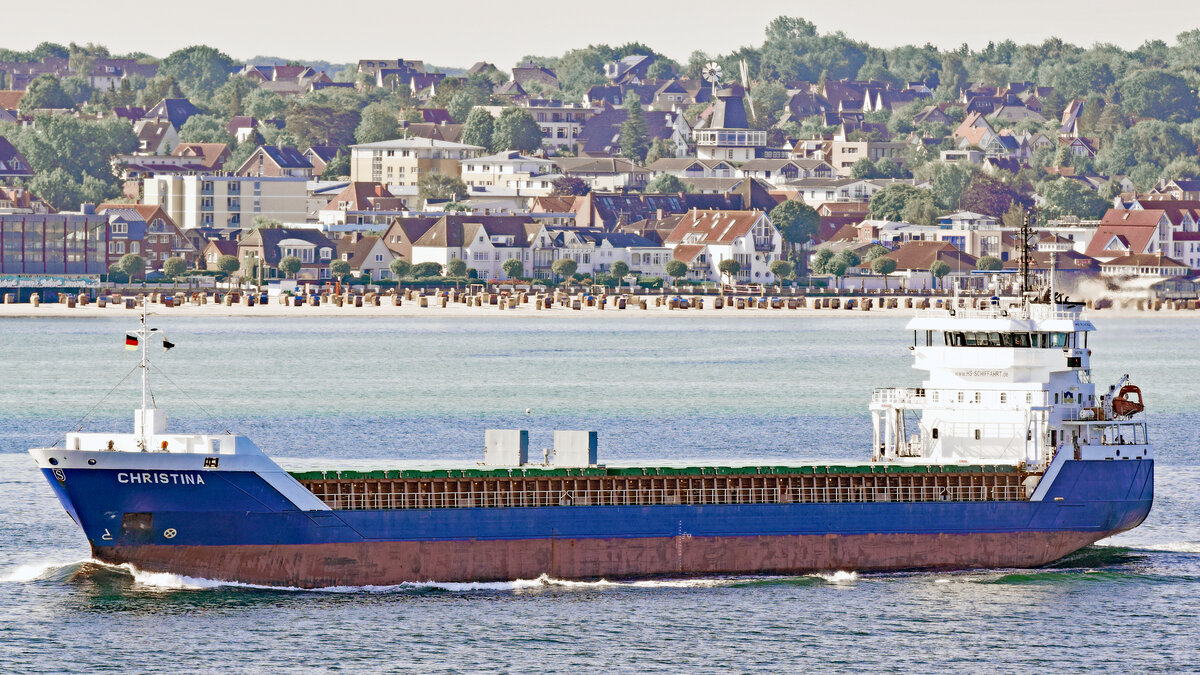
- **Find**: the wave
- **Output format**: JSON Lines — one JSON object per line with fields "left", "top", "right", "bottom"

{"left": 1094, "top": 541, "right": 1200, "bottom": 555}
{"left": 810, "top": 570, "right": 858, "bottom": 584}
{"left": 0, "top": 559, "right": 93, "bottom": 583}
{"left": 1, "top": 561, "right": 768, "bottom": 593}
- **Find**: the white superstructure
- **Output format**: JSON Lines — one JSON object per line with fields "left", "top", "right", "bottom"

{"left": 871, "top": 298, "right": 1150, "bottom": 469}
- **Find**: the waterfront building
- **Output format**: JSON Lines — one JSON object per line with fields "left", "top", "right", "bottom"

{"left": 0, "top": 212, "right": 108, "bottom": 275}
{"left": 143, "top": 174, "right": 310, "bottom": 230}
{"left": 347, "top": 138, "right": 483, "bottom": 185}
{"left": 236, "top": 227, "right": 337, "bottom": 281}
{"left": 459, "top": 151, "right": 560, "bottom": 195}
{"left": 692, "top": 89, "right": 765, "bottom": 162}
{"left": 664, "top": 209, "right": 782, "bottom": 283}
{"left": 96, "top": 203, "right": 195, "bottom": 269}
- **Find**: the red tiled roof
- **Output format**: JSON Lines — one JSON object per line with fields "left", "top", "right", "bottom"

{"left": 1099, "top": 208, "right": 1167, "bottom": 227}
{"left": 881, "top": 241, "right": 977, "bottom": 271}
{"left": 0, "top": 90, "right": 25, "bottom": 111}
{"left": 1101, "top": 253, "right": 1188, "bottom": 268}
{"left": 672, "top": 244, "right": 704, "bottom": 263}
{"left": 664, "top": 210, "right": 763, "bottom": 245}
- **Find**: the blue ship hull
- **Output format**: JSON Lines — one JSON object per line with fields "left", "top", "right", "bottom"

{"left": 39, "top": 459, "right": 1153, "bottom": 587}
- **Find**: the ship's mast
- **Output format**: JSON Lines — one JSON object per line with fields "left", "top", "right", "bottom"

{"left": 1019, "top": 209, "right": 1032, "bottom": 297}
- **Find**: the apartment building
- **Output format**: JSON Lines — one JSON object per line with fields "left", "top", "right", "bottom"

{"left": 348, "top": 138, "right": 483, "bottom": 186}
{"left": 479, "top": 101, "right": 599, "bottom": 150}
{"left": 142, "top": 175, "right": 310, "bottom": 230}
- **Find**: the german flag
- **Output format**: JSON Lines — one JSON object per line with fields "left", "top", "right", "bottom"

{"left": 125, "top": 334, "right": 138, "bottom": 351}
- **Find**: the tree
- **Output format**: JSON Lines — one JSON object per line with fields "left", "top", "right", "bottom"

{"left": 178, "top": 114, "right": 230, "bottom": 144}
{"left": 610, "top": 260, "right": 630, "bottom": 280}
{"left": 927, "top": 161, "right": 976, "bottom": 211}
{"left": 492, "top": 107, "right": 543, "bottom": 153}
{"left": 718, "top": 258, "right": 741, "bottom": 286}
{"left": 664, "top": 259, "right": 687, "bottom": 286}
{"left": 278, "top": 256, "right": 302, "bottom": 279}
{"left": 213, "top": 76, "right": 256, "bottom": 118}
{"left": 417, "top": 173, "right": 468, "bottom": 202}
{"left": 836, "top": 249, "right": 861, "bottom": 270}
{"left": 461, "top": 107, "right": 495, "bottom": 150}
{"left": 447, "top": 84, "right": 491, "bottom": 123}
{"left": 163, "top": 257, "right": 188, "bottom": 280}
{"left": 1118, "top": 70, "right": 1200, "bottom": 122}
{"left": 939, "top": 53, "right": 969, "bottom": 95}
{"left": 355, "top": 102, "right": 400, "bottom": 144}
{"left": 216, "top": 254, "right": 241, "bottom": 279}
{"left": 929, "top": 260, "right": 951, "bottom": 290}
{"left": 874, "top": 157, "right": 904, "bottom": 179}
{"left": 863, "top": 244, "right": 890, "bottom": 262}
{"left": 869, "top": 183, "right": 933, "bottom": 222}
{"left": 1098, "top": 120, "right": 1196, "bottom": 176}
{"left": 644, "top": 138, "right": 678, "bottom": 165}
{"left": 769, "top": 200, "right": 820, "bottom": 257}
{"left": 1039, "top": 178, "right": 1110, "bottom": 220}
{"left": 619, "top": 99, "right": 650, "bottom": 163}
{"left": 20, "top": 74, "right": 76, "bottom": 112}
{"left": 870, "top": 256, "right": 897, "bottom": 290}
{"left": 285, "top": 102, "right": 360, "bottom": 148}
{"left": 410, "top": 262, "right": 443, "bottom": 278}
{"left": 27, "top": 168, "right": 110, "bottom": 212}
{"left": 244, "top": 89, "right": 287, "bottom": 120}
{"left": 159, "top": 46, "right": 235, "bottom": 100}
{"left": 119, "top": 253, "right": 146, "bottom": 281}
{"left": 554, "top": 47, "right": 609, "bottom": 98}
{"left": 551, "top": 258, "right": 578, "bottom": 284}
{"left": 958, "top": 173, "right": 1031, "bottom": 218}
{"left": 137, "top": 75, "right": 184, "bottom": 107}
{"left": 976, "top": 256, "right": 1003, "bottom": 271}
{"left": 850, "top": 157, "right": 878, "bottom": 178}
{"left": 106, "top": 263, "right": 128, "bottom": 284}
{"left": 5, "top": 114, "right": 137, "bottom": 210}
{"left": 329, "top": 259, "right": 352, "bottom": 281}
{"left": 551, "top": 176, "right": 589, "bottom": 196}
{"left": 446, "top": 258, "right": 468, "bottom": 277}
{"left": 810, "top": 247, "right": 834, "bottom": 274}
{"left": 643, "top": 173, "right": 690, "bottom": 193}
{"left": 769, "top": 259, "right": 794, "bottom": 284}
{"left": 320, "top": 152, "right": 350, "bottom": 180}
{"left": 389, "top": 258, "right": 411, "bottom": 280}
{"left": 749, "top": 81, "right": 788, "bottom": 128}
{"left": 59, "top": 76, "right": 93, "bottom": 106}
{"left": 502, "top": 257, "right": 524, "bottom": 280}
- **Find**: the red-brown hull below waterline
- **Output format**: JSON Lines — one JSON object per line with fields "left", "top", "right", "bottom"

{"left": 93, "top": 530, "right": 1115, "bottom": 588}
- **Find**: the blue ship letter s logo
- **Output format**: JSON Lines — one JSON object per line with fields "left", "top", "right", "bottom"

{"left": 53, "top": 469, "right": 66, "bottom": 482}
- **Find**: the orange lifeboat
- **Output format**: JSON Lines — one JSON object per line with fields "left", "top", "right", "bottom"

{"left": 1111, "top": 384, "right": 1145, "bottom": 417}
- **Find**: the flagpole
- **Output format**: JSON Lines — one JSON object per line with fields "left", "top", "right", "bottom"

{"left": 140, "top": 298, "right": 148, "bottom": 451}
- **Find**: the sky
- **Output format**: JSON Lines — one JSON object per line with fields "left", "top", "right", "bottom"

{"left": 6, "top": 0, "right": 1200, "bottom": 69}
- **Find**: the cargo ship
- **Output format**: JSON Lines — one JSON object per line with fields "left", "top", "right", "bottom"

{"left": 30, "top": 295, "right": 1153, "bottom": 587}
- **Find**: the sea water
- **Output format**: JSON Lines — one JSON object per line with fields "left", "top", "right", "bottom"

{"left": 0, "top": 316, "right": 1196, "bottom": 672}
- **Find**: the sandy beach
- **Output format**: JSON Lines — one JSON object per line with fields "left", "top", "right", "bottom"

{"left": 0, "top": 294, "right": 1189, "bottom": 319}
